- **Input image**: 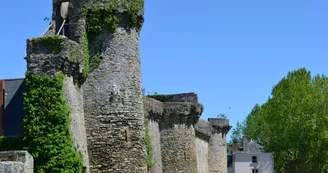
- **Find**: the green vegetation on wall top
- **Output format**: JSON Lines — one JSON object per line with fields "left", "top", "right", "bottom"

{"left": 83, "top": 0, "right": 144, "bottom": 38}
{"left": 30, "top": 36, "right": 62, "bottom": 54}
{"left": 23, "top": 72, "right": 83, "bottom": 173}
{"left": 147, "top": 94, "right": 169, "bottom": 102}
{"left": 144, "top": 119, "right": 154, "bottom": 171}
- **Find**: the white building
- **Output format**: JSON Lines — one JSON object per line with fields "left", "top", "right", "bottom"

{"left": 228, "top": 136, "right": 274, "bottom": 173}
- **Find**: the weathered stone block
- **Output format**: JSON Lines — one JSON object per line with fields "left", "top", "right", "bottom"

{"left": 26, "top": 36, "right": 83, "bottom": 78}
{"left": 208, "top": 118, "right": 229, "bottom": 127}
{"left": 207, "top": 118, "right": 231, "bottom": 173}
{"left": 0, "top": 151, "right": 33, "bottom": 173}
{"left": 165, "top": 93, "right": 198, "bottom": 103}
{"left": 143, "top": 97, "right": 164, "bottom": 120}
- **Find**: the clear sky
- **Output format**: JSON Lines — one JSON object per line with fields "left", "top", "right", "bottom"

{"left": 1, "top": 0, "right": 328, "bottom": 141}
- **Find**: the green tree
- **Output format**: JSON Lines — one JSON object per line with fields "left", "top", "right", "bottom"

{"left": 243, "top": 104, "right": 262, "bottom": 144}
{"left": 229, "top": 121, "right": 245, "bottom": 148}
{"left": 251, "top": 68, "right": 328, "bottom": 173}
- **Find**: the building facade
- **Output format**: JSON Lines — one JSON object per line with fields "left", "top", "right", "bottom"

{"left": 228, "top": 137, "right": 274, "bottom": 173}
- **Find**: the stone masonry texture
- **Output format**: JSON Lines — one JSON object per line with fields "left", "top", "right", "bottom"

{"left": 208, "top": 118, "right": 231, "bottom": 173}
{"left": 0, "top": 151, "right": 33, "bottom": 173}
{"left": 195, "top": 137, "right": 209, "bottom": 173}
{"left": 80, "top": 0, "right": 147, "bottom": 171}
{"left": 165, "top": 93, "right": 198, "bottom": 103}
{"left": 194, "top": 119, "right": 211, "bottom": 173}
{"left": 1, "top": 0, "right": 234, "bottom": 172}
{"left": 149, "top": 120, "right": 162, "bottom": 173}
{"left": 143, "top": 97, "right": 164, "bottom": 173}
{"left": 26, "top": 36, "right": 82, "bottom": 78}
{"left": 160, "top": 102, "right": 202, "bottom": 173}
{"left": 83, "top": 27, "right": 147, "bottom": 173}
{"left": 63, "top": 77, "right": 90, "bottom": 173}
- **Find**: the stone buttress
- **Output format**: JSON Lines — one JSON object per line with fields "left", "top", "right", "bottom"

{"left": 208, "top": 118, "right": 231, "bottom": 173}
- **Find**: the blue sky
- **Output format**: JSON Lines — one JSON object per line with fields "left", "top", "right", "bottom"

{"left": 1, "top": 0, "right": 328, "bottom": 141}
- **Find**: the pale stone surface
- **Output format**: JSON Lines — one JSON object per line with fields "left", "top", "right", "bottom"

{"left": 208, "top": 118, "right": 231, "bottom": 173}
{"left": 196, "top": 137, "right": 209, "bottom": 173}
{"left": 0, "top": 151, "right": 33, "bottom": 173}
{"left": 0, "top": 162, "right": 24, "bottom": 173}
{"left": 160, "top": 124, "right": 198, "bottom": 173}
{"left": 144, "top": 97, "right": 164, "bottom": 173}
{"left": 208, "top": 133, "right": 227, "bottom": 173}
{"left": 63, "top": 77, "right": 90, "bottom": 173}
{"left": 149, "top": 120, "right": 162, "bottom": 173}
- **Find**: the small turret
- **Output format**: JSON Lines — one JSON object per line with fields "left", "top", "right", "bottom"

{"left": 208, "top": 118, "right": 231, "bottom": 173}
{"left": 208, "top": 118, "right": 231, "bottom": 137}
{"left": 154, "top": 93, "right": 203, "bottom": 173}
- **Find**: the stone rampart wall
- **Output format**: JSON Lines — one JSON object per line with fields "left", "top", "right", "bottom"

{"left": 143, "top": 97, "right": 164, "bottom": 173}
{"left": 195, "top": 137, "right": 209, "bottom": 173}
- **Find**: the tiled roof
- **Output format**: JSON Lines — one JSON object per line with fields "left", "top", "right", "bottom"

{"left": 237, "top": 140, "right": 272, "bottom": 153}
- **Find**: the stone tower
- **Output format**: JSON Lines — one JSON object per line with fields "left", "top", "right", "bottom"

{"left": 159, "top": 94, "right": 202, "bottom": 173}
{"left": 30, "top": 0, "right": 147, "bottom": 172}
{"left": 79, "top": 0, "right": 147, "bottom": 173}
{"left": 16, "top": 0, "right": 232, "bottom": 172}
{"left": 208, "top": 118, "right": 231, "bottom": 173}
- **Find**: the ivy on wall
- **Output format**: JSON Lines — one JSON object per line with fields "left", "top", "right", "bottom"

{"left": 144, "top": 119, "right": 154, "bottom": 171}
{"left": 82, "top": 0, "right": 144, "bottom": 38}
{"left": 23, "top": 72, "right": 83, "bottom": 173}
{"left": 82, "top": 33, "right": 90, "bottom": 80}
{"left": 0, "top": 136, "right": 24, "bottom": 152}
{"left": 81, "top": 0, "right": 144, "bottom": 80}
{"left": 143, "top": 100, "right": 154, "bottom": 172}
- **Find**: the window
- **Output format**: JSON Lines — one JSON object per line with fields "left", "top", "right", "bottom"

{"left": 252, "top": 156, "right": 257, "bottom": 163}
{"left": 252, "top": 169, "right": 259, "bottom": 173}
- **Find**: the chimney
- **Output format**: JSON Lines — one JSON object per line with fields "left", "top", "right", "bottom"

{"left": 0, "top": 80, "right": 4, "bottom": 136}
{"left": 228, "top": 144, "right": 234, "bottom": 154}
{"left": 243, "top": 136, "right": 248, "bottom": 152}
{"left": 233, "top": 139, "right": 237, "bottom": 152}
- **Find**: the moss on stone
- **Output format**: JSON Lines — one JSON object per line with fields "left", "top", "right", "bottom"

{"left": 124, "top": 0, "right": 144, "bottom": 27}
{"left": 70, "top": 44, "right": 78, "bottom": 62}
{"left": 191, "top": 103, "right": 204, "bottom": 117}
{"left": 147, "top": 94, "right": 169, "bottom": 102}
{"left": 82, "top": 33, "right": 90, "bottom": 80}
{"left": 89, "top": 52, "right": 102, "bottom": 73}
{"left": 30, "top": 36, "right": 62, "bottom": 54}
{"left": 144, "top": 119, "right": 154, "bottom": 171}
{"left": 83, "top": 0, "right": 144, "bottom": 38}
